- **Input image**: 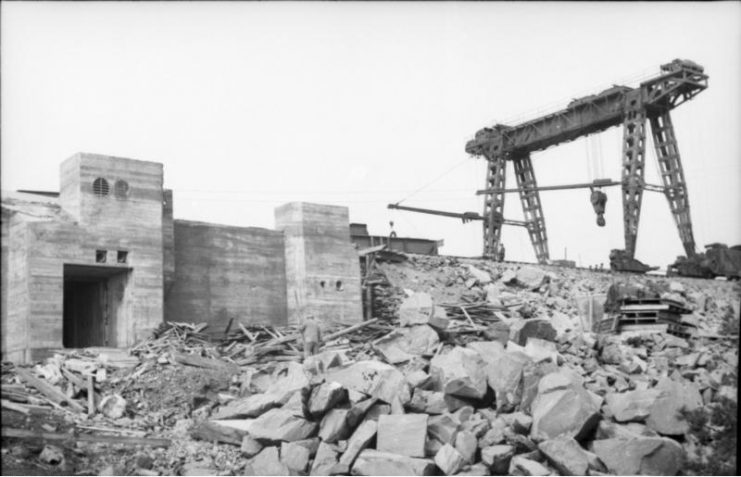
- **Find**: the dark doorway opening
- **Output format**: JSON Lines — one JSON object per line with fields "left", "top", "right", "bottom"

{"left": 63, "top": 264, "right": 130, "bottom": 348}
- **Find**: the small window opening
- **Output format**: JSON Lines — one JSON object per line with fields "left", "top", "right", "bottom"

{"left": 320, "top": 280, "right": 326, "bottom": 289}
{"left": 96, "top": 250, "right": 107, "bottom": 263}
{"left": 93, "top": 178, "right": 110, "bottom": 197}
{"left": 117, "top": 251, "right": 128, "bottom": 264}
{"left": 114, "top": 180, "right": 130, "bottom": 199}
{"left": 336, "top": 280, "right": 343, "bottom": 291}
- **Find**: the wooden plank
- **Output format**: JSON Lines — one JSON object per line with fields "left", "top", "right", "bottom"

{"left": 15, "top": 368, "right": 85, "bottom": 413}
{"left": 2, "top": 399, "right": 30, "bottom": 415}
{"left": 172, "top": 352, "right": 240, "bottom": 373}
{"left": 1, "top": 427, "right": 170, "bottom": 447}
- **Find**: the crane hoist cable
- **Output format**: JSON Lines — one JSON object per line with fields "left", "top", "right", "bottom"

{"left": 394, "top": 157, "right": 469, "bottom": 205}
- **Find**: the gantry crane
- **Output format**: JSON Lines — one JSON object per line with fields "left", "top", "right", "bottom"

{"left": 466, "top": 59, "right": 707, "bottom": 263}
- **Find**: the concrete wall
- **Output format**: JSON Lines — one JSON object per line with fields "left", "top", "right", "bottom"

{"left": 163, "top": 189, "right": 175, "bottom": 293}
{"left": 166, "top": 220, "right": 288, "bottom": 335}
{"left": 2, "top": 213, "right": 30, "bottom": 362}
{"left": 275, "top": 202, "right": 362, "bottom": 325}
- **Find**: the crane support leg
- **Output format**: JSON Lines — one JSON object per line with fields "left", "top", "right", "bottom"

{"left": 621, "top": 102, "right": 647, "bottom": 258}
{"left": 514, "top": 154, "right": 550, "bottom": 264}
{"left": 649, "top": 112, "right": 696, "bottom": 257}
{"left": 482, "top": 154, "right": 506, "bottom": 258}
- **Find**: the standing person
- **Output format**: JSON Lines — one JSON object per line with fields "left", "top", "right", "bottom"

{"left": 300, "top": 314, "right": 322, "bottom": 360}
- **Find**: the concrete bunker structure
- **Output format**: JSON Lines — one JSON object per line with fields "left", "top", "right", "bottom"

{"left": 1, "top": 153, "right": 362, "bottom": 363}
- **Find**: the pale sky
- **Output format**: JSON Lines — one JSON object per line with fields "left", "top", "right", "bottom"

{"left": 2, "top": 1, "right": 740, "bottom": 268}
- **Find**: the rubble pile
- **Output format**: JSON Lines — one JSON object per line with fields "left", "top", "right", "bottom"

{"left": 2, "top": 254, "right": 739, "bottom": 475}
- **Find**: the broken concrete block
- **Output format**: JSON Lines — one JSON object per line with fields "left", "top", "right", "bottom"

{"left": 429, "top": 307, "right": 450, "bottom": 331}
{"left": 400, "top": 292, "right": 434, "bottom": 327}
{"left": 530, "top": 370, "right": 600, "bottom": 441}
{"left": 405, "top": 325, "right": 440, "bottom": 356}
{"left": 250, "top": 446, "right": 290, "bottom": 476}
{"left": 99, "top": 394, "right": 127, "bottom": 419}
{"left": 483, "top": 322, "right": 511, "bottom": 346}
{"left": 428, "top": 413, "right": 461, "bottom": 445}
{"left": 377, "top": 413, "right": 428, "bottom": 457}
{"left": 352, "top": 449, "right": 436, "bottom": 476}
{"left": 374, "top": 331, "right": 416, "bottom": 364}
{"left": 511, "top": 412, "right": 533, "bottom": 435}
{"left": 481, "top": 444, "right": 515, "bottom": 475}
{"left": 509, "top": 319, "right": 557, "bottom": 346}
{"left": 487, "top": 351, "right": 532, "bottom": 411}
{"left": 520, "top": 360, "right": 559, "bottom": 415}
{"left": 212, "top": 392, "right": 284, "bottom": 420}
{"left": 509, "top": 455, "right": 551, "bottom": 476}
{"left": 538, "top": 436, "right": 590, "bottom": 476}
{"left": 430, "top": 347, "right": 487, "bottom": 399}
{"left": 39, "top": 445, "right": 64, "bottom": 466}
{"left": 241, "top": 434, "right": 264, "bottom": 457}
{"left": 478, "top": 419, "right": 506, "bottom": 448}
{"left": 605, "top": 389, "right": 660, "bottom": 423}
{"left": 457, "top": 463, "right": 490, "bottom": 476}
{"left": 405, "top": 369, "right": 431, "bottom": 389}
{"left": 309, "top": 381, "right": 347, "bottom": 417}
{"left": 515, "top": 267, "right": 548, "bottom": 290}
{"left": 310, "top": 441, "right": 340, "bottom": 476}
{"left": 319, "top": 408, "right": 351, "bottom": 443}
{"left": 501, "top": 269, "right": 517, "bottom": 284}
{"left": 454, "top": 430, "right": 477, "bottom": 464}
{"left": 408, "top": 389, "right": 458, "bottom": 415}
{"left": 326, "top": 360, "right": 410, "bottom": 405}
{"left": 467, "top": 264, "right": 492, "bottom": 284}
{"left": 338, "top": 419, "right": 377, "bottom": 467}
{"left": 434, "top": 443, "right": 466, "bottom": 475}
{"left": 524, "top": 337, "right": 559, "bottom": 364}
{"left": 365, "top": 402, "right": 391, "bottom": 421}
{"left": 346, "top": 397, "right": 378, "bottom": 428}
{"left": 646, "top": 376, "right": 702, "bottom": 435}
{"left": 249, "top": 408, "right": 318, "bottom": 442}
{"left": 592, "top": 436, "right": 685, "bottom": 475}
{"left": 281, "top": 441, "right": 311, "bottom": 473}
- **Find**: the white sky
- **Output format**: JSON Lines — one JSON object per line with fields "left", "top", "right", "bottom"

{"left": 2, "top": 1, "right": 740, "bottom": 268}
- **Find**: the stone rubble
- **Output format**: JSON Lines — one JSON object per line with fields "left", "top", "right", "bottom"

{"left": 1, "top": 254, "right": 738, "bottom": 476}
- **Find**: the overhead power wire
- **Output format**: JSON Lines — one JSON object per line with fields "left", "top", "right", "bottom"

{"left": 394, "top": 157, "right": 470, "bottom": 205}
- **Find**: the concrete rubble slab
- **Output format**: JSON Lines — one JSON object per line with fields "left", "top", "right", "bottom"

{"left": 249, "top": 446, "right": 290, "bottom": 476}
{"left": 430, "top": 347, "right": 487, "bottom": 399}
{"left": 434, "top": 443, "right": 466, "bottom": 475}
{"left": 309, "top": 381, "right": 348, "bottom": 417}
{"left": 248, "top": 408, "right": 318, "bottom": 442}
{"left": 310, "top": 441, "right": 341, "bottom": 476}
{"left": 646, "top": 376, "right": 703, "bottom": 435}
{"left": 400, "top": 292, "right": 434, "bottom": 327}
{"left": 326, "top": 360, "right": 410, "bottom": 405}
{"left": 280, "top": 441, "right": 311, "bottom": 473}
{"left": 338, "top": 418, "right": 377, "bottom": 467}
{"left": 530, "top": 370, "right": 600, "bottom": 442}
{"left": 352, "top": 449, "right": 436, "bottom": 476}
{"left": 592, "top": 436, "right": 685, "bottom": 475}
{"left": 318, "top": 408, "right": 351, "bottom": 443}
{"left": 377, "top": 413, "right": 428, "bottom": 458}
{"left": 537, "top": 436, "right": 590, "bottom": 476}
{"left": 481, "top": 444, "right": 515, "bottom": 475}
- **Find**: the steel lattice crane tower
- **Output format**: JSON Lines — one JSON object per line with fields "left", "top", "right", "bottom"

{"left": 466, "top": 59, "right": 707, "bottom": 263}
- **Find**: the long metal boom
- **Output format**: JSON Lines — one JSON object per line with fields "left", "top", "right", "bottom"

{"left": 476, "top": 180, "right": 667, "bottom": 195}
{"left": 387, "top": 203, "right": 528, "bottom": 227}
{"left": 466, "top": 60, "right": 707, "bottom": 157}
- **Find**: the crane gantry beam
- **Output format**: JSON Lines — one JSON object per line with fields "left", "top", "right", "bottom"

{"left": 466, "top": 59, "right": 707, "bottom": 262}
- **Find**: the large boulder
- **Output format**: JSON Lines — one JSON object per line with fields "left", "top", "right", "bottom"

{"left": 249, "top": 447, "right": 290, "bottom": 476}
{"left": 248, "top": 408, "right": 318, "bottom": 442}
{"left": 530, "top": 371, "right": 600, "bottom": 442}
{"left": 400, "top": 293, "right": 434, "bottom": 327}
{"left": 515, "top": 267, "right": 548, "bottom": 290}
{"left": 467, "top": 265, "right": 492, "bottom": 285}
{"left": 377, "top": 414, "right": 428, "bottom": 458}
{"left": 326, "top": 360, "right": 410, "bottom": 405}
{"left": 430, "top": 347, "right": 487, "bottom": 399}
{"left": 646, "top": 377, "right": 703, "bottom": 435}
{"left": 487, "top": 351, "right": 533, "bottom": 412}
{"left": 434, "top": 443, "right": 466, "bottom": 475}
{"left": 520, "top": 360, "right": 559, "bottom": 415}
{"left": 509, "top": 319, "right": 557, "bottom": 346}
{"left": 309, "top": 381, "right": 347, "bottom": 417}
{"left": 605, "top": 389, "right": 660, "bottom": 423}
{"left": 338, "top": 419, "right": 377, "bottom": 468}
{"left": 538, "top": 436, "right": 590, "bottom": 476}
{"left": 592, "top": 436, "right": 685, "bottom": 475}
{"left": 318, "top": 408, "right": 351, "bottom": 443}
{"left": 310, "top": 442, "right": 340, "bottom": 476}
{"left": 280, "top": 442, "right": 311, "bottom": 473}
{"left": 352, "top": 449, "right": 436, "bottom": 476}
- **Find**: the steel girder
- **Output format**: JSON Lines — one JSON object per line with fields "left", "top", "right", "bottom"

{"left": 649, "top": 112, "right": 696, "bottom": 257}
{"left": 621, "top": 93, "right": 647, "bottom": 258}
{"left": 513, "top": 154, "right": 549, "bottom": 264}
{"left": 482, "top": 152, "right": 507, "bottom": 258}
